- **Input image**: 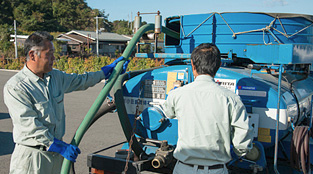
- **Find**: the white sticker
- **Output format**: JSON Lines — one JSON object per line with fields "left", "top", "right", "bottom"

{"left": 247, "top": 113, "right": 259, "bottom": 138}
{"left": 238, "top": 90, "right": 267, "bottom": 97}
{"left": 214, "top": 79, "right": 237, "bottom": 93}
{"left": 177, "top": 73, "right": 184, "bottom": 80}
{"left": 124, "top": 96, "right": 165, "bottom": 115}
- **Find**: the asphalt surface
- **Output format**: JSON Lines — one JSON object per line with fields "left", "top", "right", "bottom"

{"left": 0, "top": 69, "right": 126, "bottom": 174}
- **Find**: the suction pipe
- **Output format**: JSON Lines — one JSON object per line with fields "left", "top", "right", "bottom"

{"left": 60, "top": 24, "right": 179, "bottom": 173}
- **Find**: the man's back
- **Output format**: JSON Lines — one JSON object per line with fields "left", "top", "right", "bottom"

{"left": 163, "top": 75, "right": 252, "bottom": 166}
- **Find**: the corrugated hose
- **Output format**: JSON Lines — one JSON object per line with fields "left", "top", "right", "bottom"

{"left": 290, "top": 126, "right": 311, "bottom": 174}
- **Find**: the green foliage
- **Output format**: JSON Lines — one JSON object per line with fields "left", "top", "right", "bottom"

{"left": 53, "top": 56, "right": 164, "bottom": 74}
{"left": 112, "top": 20, "right": 132, "bottom": 35}
{"left": 0, "top": 24, "right": 14, "bottom": 58}
{"left": 0, "top": 56, "right": 164, "bottom": 73}
{"left": 0, "top": 0, "right": 13, "bottom": 25}
{"left": 6, "top": 0, "right": 111, "bottom": 32}
{"left": 13, "top": 0, "right": 57, "bottom": 31}
{"left": 0, "top": 57, "right": 26, "bottom": 70}
{"left": 127, "top": 57, "right": 164, "bottom": 71}
{"left": 139, "top": 44, "right": 151, "bottom": 53}
{"left": 0, "top": 1, "right": 153, "bottom": 58}
{"left": 52, "top": 0, "right": 99, "bottom": 31}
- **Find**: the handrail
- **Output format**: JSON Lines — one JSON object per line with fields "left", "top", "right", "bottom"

{"left": 60, "top": 24, "right": 179, "bottom": 173}
{"left": 274, "top": 64, "right": 283, "bottom": 174}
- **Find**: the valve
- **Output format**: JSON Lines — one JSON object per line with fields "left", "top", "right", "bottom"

{"left": 151, "top": 140, "right": 174, "bottom": 168}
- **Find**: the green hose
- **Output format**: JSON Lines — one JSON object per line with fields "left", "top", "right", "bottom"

{"left": 60, "top": 24, "right": 179, "bottom": 173}
{"left": 113, "top": 66, "right": 164, "bottom": 158}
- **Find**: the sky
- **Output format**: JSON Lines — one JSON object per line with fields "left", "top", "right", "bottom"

{"left": 85, "top": 0, "right": 313, "bottom": 24}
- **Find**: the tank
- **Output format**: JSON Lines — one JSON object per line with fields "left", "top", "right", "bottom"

{"left": 86, "top": 12, "right": 313, "bottom": 174}
{"left": 164, "top": 12, "right": 313, "bottom": 64}
{"left": 128, "top": 12, "right": 313, "bottom": 172}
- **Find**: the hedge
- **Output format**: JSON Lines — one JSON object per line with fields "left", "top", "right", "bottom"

{"left": 0, "top": 56, "right": 164, "bottom": 74}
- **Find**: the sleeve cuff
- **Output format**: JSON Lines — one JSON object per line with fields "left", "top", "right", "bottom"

{"left": 46, "top": 138, "right": 55, "bottom": 150}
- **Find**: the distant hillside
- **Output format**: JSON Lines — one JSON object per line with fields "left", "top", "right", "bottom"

{"left": 0, "top": 0, "right": 141, "bottom": 58}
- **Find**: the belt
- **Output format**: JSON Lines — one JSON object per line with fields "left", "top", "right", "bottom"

{"left": 33, "top": 145, "right": 47, "bottom": 151}
{"left": 21, "top": 144, "right": 47, "bottom": 151}
{"left": 179, "top": 161, "right": 224, "bottom": 170}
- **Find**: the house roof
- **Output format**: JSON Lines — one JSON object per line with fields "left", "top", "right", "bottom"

{"left": 63, "top": 30, "right": 130, "bottom": 42}
{"left": 58, "top": 34, "right": 84, "bottom": 43}
{"left": 10, "top": 34, "right": 71, "bottom": 42}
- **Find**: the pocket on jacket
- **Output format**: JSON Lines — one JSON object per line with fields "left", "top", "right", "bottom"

{"left": 54, "top": 94, "right": 64, "bottom": 104}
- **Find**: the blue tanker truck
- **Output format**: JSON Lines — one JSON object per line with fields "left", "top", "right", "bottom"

{"left": 61, "top": 12, "right": 313, "bottom": 174}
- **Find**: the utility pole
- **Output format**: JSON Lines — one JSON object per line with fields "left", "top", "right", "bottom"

{"left": 94, "top": 16, "right": 104, "bottom": 57}
{"left": 14, "top": 20, "right": 18, "bottom": 59}
{"left": 130, "top": 12, "right": 133, "bottom": 30}
{"left": 128, "top": 14, "right": 130, "bottom": 28}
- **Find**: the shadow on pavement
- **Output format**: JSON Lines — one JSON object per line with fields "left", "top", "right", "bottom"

{"left": 0, "top": 132, "right": 14, "bottom": 156}
{"left": 0, "top": 113, "right": 10, "bottom": 120}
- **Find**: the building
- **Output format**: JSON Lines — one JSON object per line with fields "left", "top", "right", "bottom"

{"left": 9, "top": 35, "right": 28, "bottom": 48}
{"left": 10, "top": 35, "right": 70, "bottom": 58}
{"left": 10, "top": 31, "right": 164, "bottom": 57}
{"left": 57, "top": 30, "right": 130, "bottom": 57}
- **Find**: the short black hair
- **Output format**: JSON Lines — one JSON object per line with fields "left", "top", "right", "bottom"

{"left": 191, "top": 43, "right": 221, "bottom": 77}
{"left": 24, "top": 31, "right": 54, "bottom": 60}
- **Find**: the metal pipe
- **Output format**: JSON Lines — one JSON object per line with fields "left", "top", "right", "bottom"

{"left": 14, "top": 20, "right": 18, "bottom": 59}
{"left": 60, "top": 24, "right": 179, "bottom": 174}
{"left": 309, "top": 95, "right": 313, "bottom": 131}
{"left": 139, "top": 12, "right": 160, "bottom": 15}
{"left": 154, "top": 34, "right": 158, "bottom": 53}
{"left": 267, "top": 29, "right": 282, "bottom": 44}
{"left": 154, "top": 12, "right": 162, "bottom": 53}
{"left": 96, "top": 17, "right": 99, "bottom": 56}
{"left": 274, "top": 64, "right": 283, "bottom": 174}
{"left": 95, "top": 16, "right": 104, "bottom": 56}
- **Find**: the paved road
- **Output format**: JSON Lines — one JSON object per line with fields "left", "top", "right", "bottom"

{"left": 0, "top": 70, "right": 126, "bottom": 174}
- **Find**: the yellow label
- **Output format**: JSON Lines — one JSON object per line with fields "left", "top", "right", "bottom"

{"left": 177, "top": 73, "right": 184, "bottom": 80}
{"left": 258, "top": 128, "right": 270, "bottom": 136}
{"left": 258, "top": 135, "right": 271, "bottom": 143}
{"left": 166, "top": 72, "right": 177, "bottom": 94}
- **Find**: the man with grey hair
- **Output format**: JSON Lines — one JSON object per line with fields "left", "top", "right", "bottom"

{"left": 4, "top": 31, "right": 128, "bottom": 174}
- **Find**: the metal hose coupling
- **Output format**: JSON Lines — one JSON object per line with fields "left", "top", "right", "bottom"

{"left": 151, "top": 140, "right": 174, "bottom": 169}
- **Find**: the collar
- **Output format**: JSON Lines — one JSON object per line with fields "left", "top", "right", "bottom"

{"left": 44, "top": 70, "right": 52, "bottom": 79}
{"left": 22, "top": 65, "right": 51, "bottom": 82}
{"left": 22, "top": 65, "right": 40, "bottom": 82}
{"left": 194, "top": 74, "right": 215, "bottom": 82}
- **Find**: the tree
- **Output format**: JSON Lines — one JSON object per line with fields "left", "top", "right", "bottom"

{"left": 13, "top": 0, "right": 58, "bottom": 31}
{"left": 1, "top": 0, "right": 113, "bottom": 32}
{"left": 112, "top": 20, "right": 132, "bottom": 35}
{"left": 0, "top": 24, "right": 14, "bottom": 58}
{"left": 0, "top": 0, "right": 13, "bottom": 25}
{"left": 88, "top": 9, "right": 112, "bottom": 32}
{"left": 52, "top": 0, "right": 94, "bottom": 31}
